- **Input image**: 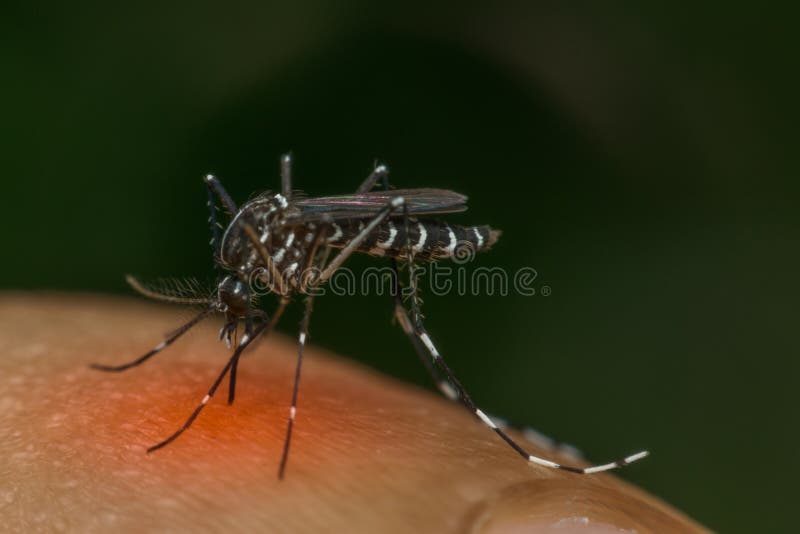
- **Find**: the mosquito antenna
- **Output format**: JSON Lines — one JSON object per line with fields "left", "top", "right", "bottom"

{"left": 125, "top": 275, "right": 213, "bottom": 305}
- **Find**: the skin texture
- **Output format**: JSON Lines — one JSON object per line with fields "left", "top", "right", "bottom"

{"left": 0, "top": 294, "right": 708, "bottom": 533}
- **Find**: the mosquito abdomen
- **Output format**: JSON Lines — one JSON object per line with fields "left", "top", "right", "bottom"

{"left": 325, "top": 218, "right": 500, "bottom": 261}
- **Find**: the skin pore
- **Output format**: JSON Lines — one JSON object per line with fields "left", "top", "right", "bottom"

{"left": 0, "top": 294, "right": 707, "bottom": 533}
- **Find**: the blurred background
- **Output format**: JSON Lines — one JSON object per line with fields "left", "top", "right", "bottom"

{"left": 4, "top": 2, "right": 797, "bottom": 531}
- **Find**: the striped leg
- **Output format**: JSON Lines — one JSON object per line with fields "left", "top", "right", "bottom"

{"left": 277, "top": 295, "right": 314, "bottom": 479}
{"left": 203, "top": 174, "right": 237, "bottom": 215}
{"left": 388, "top": 259, "right": 458, "bottom": 401}
{"left": 90, "top": 306, "right": 213, "bottom": 372}
{"left": 367, "top": 165, "right": 457, "bottom": 399}
{"left": 355, "top": 163, "right": 390, "bottom": 194}
{"left": 390, "top": 200, "right": 646, "bottom": 472}
{"left": 409, "top": 319, "right": 649, "bottom": 473}
{"left": 147, "top": 318, "right": 270, "bottom": 453}
{"left": 227, "top": 299, "right": 289, "bottom": 405}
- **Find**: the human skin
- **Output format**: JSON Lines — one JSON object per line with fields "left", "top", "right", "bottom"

{"left": 0, "top": 294, "right": 707, "bottom": 533}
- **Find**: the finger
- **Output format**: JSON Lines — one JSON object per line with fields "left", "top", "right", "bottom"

{"left": 0, "top": 294, "right": 708, "bottom": 533}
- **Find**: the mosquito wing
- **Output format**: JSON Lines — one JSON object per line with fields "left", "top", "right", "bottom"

{"left": 288, "top": 188, "right": 468, "bottom": 223}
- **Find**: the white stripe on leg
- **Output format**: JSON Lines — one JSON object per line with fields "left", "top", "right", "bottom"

{"left": 527, "top": 455, "right": 561, "bottom": 469}
{"left": 475, "top": 409, "right": 498, "bottom": 429}
{"left": 438, "top": 382, "right": 458, "bottom": 400}
{"left": 413, "top": 326, "right": 649, "bottom": 475}
{"left": 418, "top": 332, "right": 440, "bottom": 358}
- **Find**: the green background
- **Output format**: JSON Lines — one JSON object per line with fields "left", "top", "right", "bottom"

{"left": 4, "top": 3, "right": 798, "bottom": 532}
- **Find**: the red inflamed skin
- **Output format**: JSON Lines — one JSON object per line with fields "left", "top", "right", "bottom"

{"left": 0, "top": 294, "right": 708, "bottom": 533}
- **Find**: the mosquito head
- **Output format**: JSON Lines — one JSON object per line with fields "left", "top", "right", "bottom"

{"left": 217, "top": 275, "right": 250, "bottom": 317}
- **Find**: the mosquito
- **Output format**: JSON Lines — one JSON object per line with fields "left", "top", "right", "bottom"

{"left": 92, "top": 154, "right": 649, "bottom": 478}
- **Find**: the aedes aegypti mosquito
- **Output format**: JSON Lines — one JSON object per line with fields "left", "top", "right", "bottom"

{"left": 92, "top": 154, "right": 649, "bottom": 478}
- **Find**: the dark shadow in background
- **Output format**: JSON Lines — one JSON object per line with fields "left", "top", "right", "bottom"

{"left": 4, "top": 4, "right": 798, "bottom": 532}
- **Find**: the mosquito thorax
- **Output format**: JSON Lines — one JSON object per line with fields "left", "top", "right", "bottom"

{"left": 219, "top": 193, "right": 290, "bottom": 269}
{"left": 217, "top": 192, "right": 317, "bottom": 297}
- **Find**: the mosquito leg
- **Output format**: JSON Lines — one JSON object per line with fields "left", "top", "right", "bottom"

{"left": 388, "top": 259, "right": 458, "bottom": 401}
{"left": 365, "top": 165, "right": 454, "bottom": 398}
{"left": 408, "top": 316, "right": 649, "bottom": 473}
{"left": 400, "top": 203, "right": 425, "bottom": 328}
{"left": 298, "top": 228, "right": 325, "bottom": 294}
{"left": 281, "top": 153, "right": 293, "bottom": 200}
{"left": 90, "top": 307, "right": 213, "bottom": 372}
{"left": 203, "top": 174, "right": 238, "bottom": 215}
{"left": 359, "top": 161, "right": 446, "bottom": 396}
{"left": 277, "top": 295, "right": 314, "bottom": 479}
{"left": 396, "top": 200, "right": 445, "bottom": 396}
{"left": 399, "top": 192, "right": 647, "bottom": 473}
{"left": 227, "top": 298, "right": 289, "bottom": 405}
{"left": 227, "top": 305, "right": 253, "bottom": 406}
{"left": 206, "top": 182, "right": 224, "bottom": 284}
{"left": 355, "top": 162, "right": 390, "bottom": 194}
{"left": 317, "top": 196, "right": 405, "bottom": 283}
{"left": 147, "top": 318, "right": 270, "bottom": 453}
{"left": 219, "top": 319, "right": 237, "bottom": 349}
{"left": 204, "top": 173, "right": 238, "bottom": 284}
